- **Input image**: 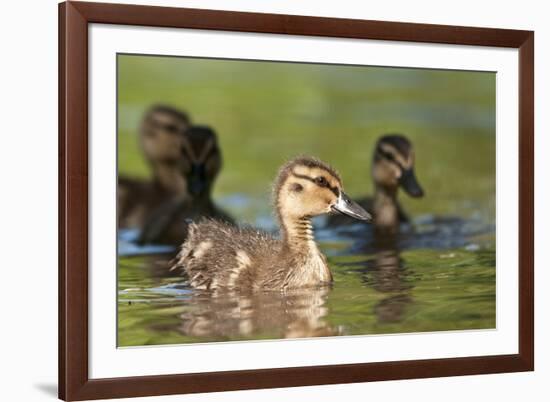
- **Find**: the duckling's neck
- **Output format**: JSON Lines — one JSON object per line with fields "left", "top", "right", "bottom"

{"left": 373, "top": 185, "right": 399, "bottom": 230}
{"left": 278, "top": 214, "right": 332, "bottom": 286}
{"left": 280, "top": 215, "right": 318, "bottom": 254}
{"left": 152, "top": 162, "right": 189, "bottom": 196}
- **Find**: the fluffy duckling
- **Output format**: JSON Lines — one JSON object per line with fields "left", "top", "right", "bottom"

{"left": 118, "top": 104, "right": 191, "bottom": 228}
{"left": 328, "top": 134, "right": 424, "bottom": 233}
{"left": 137, "top": 125, "right": 233, "bottom": 245}
{"left": 172, "top": 157, "right": 371, "bottom": 291}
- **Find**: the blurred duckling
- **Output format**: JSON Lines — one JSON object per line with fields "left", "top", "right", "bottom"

{"left": 138, "top": 125, "right": 233, "bottom": 245}
{"left": 118, "top": 104, "right": 191, "bottom": 229}
{"left": 328, "top": 134, "right": 424, "bottom": 233}
{"left": 172, "top": 156, "right": 372, "bottom": 291}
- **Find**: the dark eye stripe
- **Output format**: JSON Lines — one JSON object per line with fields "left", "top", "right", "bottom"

{"left": 315, "top": 176, "right": 328, "bottom": 187}
{"left": 379, "top": 149, "right": 394, "bottom": 160}
{"left": 378, "top": 149, "right": 404, "bottom": 170}
{"left": 327, "top": 185, "right": 340, "bottom": 197}
{"left": 150, "top": 120, "right": 181, "bottom": 134}
{"left": 291, "top": 173, "right": 340, "bottom": 197}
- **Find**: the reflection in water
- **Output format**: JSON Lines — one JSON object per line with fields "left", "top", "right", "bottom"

{"left": 370, "top": 244, "right": 413, "bottom": 324}
{"left": 344, "top": 234, "right": 414, "bottom": 324}
{"left": 179, "top": 288, "right": 338, "bottom": 340}
{"left": 375, "top": 294, "right": 413, "bottom": 324}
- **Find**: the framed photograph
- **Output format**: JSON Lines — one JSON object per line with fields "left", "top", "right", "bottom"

{"left": 59, "top": 1, "right": 534, "bottom": 400}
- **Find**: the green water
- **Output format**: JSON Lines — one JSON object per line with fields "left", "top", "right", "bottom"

{"left": 117, "top": 55, "right": 496, "bottom": 347}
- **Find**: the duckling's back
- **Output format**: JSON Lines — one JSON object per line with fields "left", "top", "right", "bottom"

{"left": 173, "top": 219, "right": 281, "bottom": 291}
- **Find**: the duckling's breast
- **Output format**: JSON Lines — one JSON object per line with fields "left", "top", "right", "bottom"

{"left": 280, "top": 249, "right": 332, "bottom": 289}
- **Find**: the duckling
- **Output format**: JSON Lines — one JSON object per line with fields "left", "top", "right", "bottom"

{"left": 137, "top": 125, "right": 234, "bottom": 245}
{"left": 172, "top": 156, "right": 372, "bottom": 291}
{"left": 118, "top": 104, "right": 191, "bottom": 229}
{"left": 328, "top": 134, "right": 424, "bottom": 233}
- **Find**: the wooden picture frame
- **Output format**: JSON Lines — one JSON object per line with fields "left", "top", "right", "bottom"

{"left": 59, "top": 1, "right": 534, "bottom": 400}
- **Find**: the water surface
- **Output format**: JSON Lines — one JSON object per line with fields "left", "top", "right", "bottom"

{"left": 118, "top": 212, "right": 495, "bottom": 346}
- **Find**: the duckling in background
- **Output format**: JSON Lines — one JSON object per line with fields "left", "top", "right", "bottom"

{"left": 172, "top": 156, "right": 372, "bottom": 291}
{"left": 328, "top": 134, "right": 424, "bottom": 233}
{"left": 118, "top": 104, "right": 191, "bottom": 229}
{"left": 137, "top": 125, "right": 234, "bottom": 245}
{"left": 371, "top": 134, "right": 424, "bottom": 231}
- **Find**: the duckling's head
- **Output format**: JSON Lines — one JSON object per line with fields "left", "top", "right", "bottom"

{"left": 179, "top": 125, "right": 222, "bottom": 197}
{"left": 140, "top": 105, "right": 191, "bottom": 163}
{"left": 372, "top": 135, "right": 424, "bottom": 197}
{"left": 274, "top": 156, "right": 372, "bottom": 222}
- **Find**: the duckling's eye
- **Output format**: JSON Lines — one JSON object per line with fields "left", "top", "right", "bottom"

{"left": 164, "top": 124, "right": 179, "bottom": 134}
{"left": 314, "top": 176, "right": 328, "bottom": 187}
{"left": 380, "top": 149, "right": 395, "bottom": 162}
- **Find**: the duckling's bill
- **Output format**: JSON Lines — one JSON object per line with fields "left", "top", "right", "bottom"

{"left": 331, "top": 192, "right": 372, "bottom": 222}
{"left": 398, "top": 168, "right": 424, "bottom": 198}
{"left": 188, "top": 163, "right": 208, "bottom": 196}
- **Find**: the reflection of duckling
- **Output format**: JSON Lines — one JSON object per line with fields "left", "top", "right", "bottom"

{"left": 179, "top": 288, "right": 338, "bottom": 340}
{"left": 371, "top": 248, "right": 413, "bottom": 324}
{"left": 329, "top": 134, "right": 424, "bottom": 233}
{"left": 348, "top": 241, "right": 414, "bottom": 324}
{"left": 172, "top": 156, "right": 372, "bottom": 291}
{"left": 118, "top": 105, "right": 191, "bottom": 228}
{"left": 138, "top": 125, "right": 233, "bottom": 245}
{"left": 374, "top": 294, "right": 413, "bottom": 324}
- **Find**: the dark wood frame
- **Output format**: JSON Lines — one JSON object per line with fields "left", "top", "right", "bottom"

{"left": 59, "top": 1, "right": 534, "bottom": 400}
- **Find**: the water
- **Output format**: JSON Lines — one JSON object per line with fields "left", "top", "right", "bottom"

{"left": 117, "top": 207, "right": 495, "bottom": 347}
